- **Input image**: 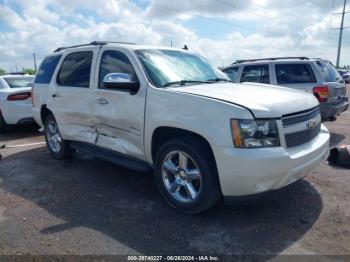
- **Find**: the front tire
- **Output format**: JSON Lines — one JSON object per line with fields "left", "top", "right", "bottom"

{"left": 44, "top": 114, "right": 73, "bottom": 159}
{"left": 154, "top": 137, "right": 222, "bottom": 214}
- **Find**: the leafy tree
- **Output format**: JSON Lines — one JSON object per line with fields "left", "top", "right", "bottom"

{"left": 22, "top": 68, "right": 36, "bottom": 75}
{"left": 0, "top": 69, "right": 5, "bottom": 76}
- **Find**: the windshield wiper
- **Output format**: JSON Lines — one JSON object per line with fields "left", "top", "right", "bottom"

{"left": 163, "top": 80, "right": 211, "bottom": 87}
{"left": 206, "top": 78, "right": 233, "bottom": 83}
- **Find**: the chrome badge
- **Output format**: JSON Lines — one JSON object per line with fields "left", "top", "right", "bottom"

{"left": 306, "top": 119, "right": 318, "bottom": 129}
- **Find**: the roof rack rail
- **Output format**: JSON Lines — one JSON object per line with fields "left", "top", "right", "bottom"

{"left": 54, "top": 43, "right": 93, "bottom": 52}
{"left": 53, "top": 41, "right": 136, "bottom": 52}
{"left": 232, "top": 56, "right": 310, "bottom": 64}
{"left": 90, "top": 41, "right": 136, "bottom": 45}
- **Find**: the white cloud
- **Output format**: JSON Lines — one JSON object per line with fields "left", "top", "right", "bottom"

{"left": 0, "top": 0, "right": 349, "bottom": 72}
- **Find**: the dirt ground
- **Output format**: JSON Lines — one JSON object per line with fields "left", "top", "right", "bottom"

{"left": 0, "top": 102, "right": 349, "bottom": 258}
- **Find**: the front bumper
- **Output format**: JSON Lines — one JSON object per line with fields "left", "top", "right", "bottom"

{"left": 213, "top": 124, "right": 330, "bottom": 196}
{"left": 320, "top": 97, "right": 349, "bottom": 120}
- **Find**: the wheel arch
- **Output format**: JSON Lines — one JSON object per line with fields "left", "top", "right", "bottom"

{"left": 40, "top": 104, "right": 53, "bottom": 124}
{"left": 151, "top": 126, "right": 216, "bottom": 165}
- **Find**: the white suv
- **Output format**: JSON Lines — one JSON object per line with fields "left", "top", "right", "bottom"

{"left": 32, "top": 42, "right": 330, "bottom": 213}
{"left": 221, "top": 57, "right": 349, "bottom": 121}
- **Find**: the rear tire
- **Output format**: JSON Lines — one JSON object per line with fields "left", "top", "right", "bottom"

{"left": 154, "top": 136, "right": 222, "bottom": 214}
{"left": 44, "top": 114, "right": 73, "bottom": 159}
{"left": 0, "top": 111, "right": 9, "bottom": 133}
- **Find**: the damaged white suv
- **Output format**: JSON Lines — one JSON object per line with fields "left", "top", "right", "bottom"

{"left": 32, "top": 41, "right": 330, "bottom": 213}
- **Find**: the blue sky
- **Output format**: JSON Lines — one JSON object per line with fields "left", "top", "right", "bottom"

{"left": 0, "top": 0, "right": 349, "bottom": 71}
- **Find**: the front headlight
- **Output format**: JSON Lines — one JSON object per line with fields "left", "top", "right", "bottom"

{"left": 231, "top": 119, "right": 280, "bottom": 148}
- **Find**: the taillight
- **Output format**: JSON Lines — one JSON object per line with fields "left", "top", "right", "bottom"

{"left": 313, "top": 86, "right": 329, "bottom": 102}
{"left": 7, "top": 92, "right": 32, "bottom": 101}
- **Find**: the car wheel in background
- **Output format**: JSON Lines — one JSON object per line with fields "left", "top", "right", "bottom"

{"left": 154, "top": 136, "right": 222, "bottom": 214}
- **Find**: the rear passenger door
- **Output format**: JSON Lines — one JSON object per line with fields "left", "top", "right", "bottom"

{"left": 48, "top": 48, "right": 98, "bottom": 143}
{"left": 273, "top": 63, "right": 317, "bottom": 93}
{"left": 240, "top": 64, "right": 270, "bottom": 84}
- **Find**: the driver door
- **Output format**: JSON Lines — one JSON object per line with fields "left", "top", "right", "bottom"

{"left": 91, "top": 48, "right": 147, "bottom": 160}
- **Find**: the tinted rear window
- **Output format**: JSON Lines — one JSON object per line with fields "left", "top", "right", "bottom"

{"left": 4, "top": 77, "right": 34, "bottom": 88}
{"left": 57, "top": 51, "right": 93, "bottom": 88}
{"left": 316, "top": 61, "right": 342, "bottom": 82}
{"left": 35, "top": 55, "right": 62, "bottom": 84}
{"left": 276, "top": 64, "right": 316, "bottom": 84}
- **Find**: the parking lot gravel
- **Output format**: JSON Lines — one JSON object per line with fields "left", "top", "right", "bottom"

{"left": 0, "top": 108, "right": 349, "bottom": 257}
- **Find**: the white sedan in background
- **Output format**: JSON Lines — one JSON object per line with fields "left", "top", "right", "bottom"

{"left": 0, "top": 75, "right": 34, "bottom": 132}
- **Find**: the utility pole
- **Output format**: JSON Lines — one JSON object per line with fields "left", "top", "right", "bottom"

{"left": 32, "top": 53, "right": 37, "bottom": 72}
{"left": 336, "top": 0, "right": 347, "bottom": 68}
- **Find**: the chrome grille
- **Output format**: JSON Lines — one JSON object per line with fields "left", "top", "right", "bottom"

{"left": 282, "top": 107, "right": 321, "bottom": 148}
{"left": 285, "top": 123, "right": 321, "bottom": 148}
{"left": 282, "top": 107, "right": 320, "bottom": 127}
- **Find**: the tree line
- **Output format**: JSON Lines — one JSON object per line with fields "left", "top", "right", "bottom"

{"left": 0, "top": 68, "right": 36, "bottom": 76}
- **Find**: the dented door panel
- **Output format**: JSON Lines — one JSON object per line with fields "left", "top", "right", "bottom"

{"left": 91, "top": 47, "right": 147, "bottom": 160}
{"left": 47, "top": 47, "right": 100, "bottom": 143}
{"left": 91, "top": 88, "right": 146, "bottom": 159}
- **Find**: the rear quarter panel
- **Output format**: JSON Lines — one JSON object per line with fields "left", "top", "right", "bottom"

{"left": 0, "top": 87, "right": 33, "bottom": 124}
{"left": 312, "top": 61, "right": 346, "bottom": 102}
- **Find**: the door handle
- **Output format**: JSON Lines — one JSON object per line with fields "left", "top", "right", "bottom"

{"left": 52, "top": 93, "right": 62, "bottom": 98}
{"left": 95, "top": 98, "right": 109, "bottom": 105}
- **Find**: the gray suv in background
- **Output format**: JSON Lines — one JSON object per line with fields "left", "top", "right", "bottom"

{"left": 221, "top": 57, "right": 349, "bottom": 121}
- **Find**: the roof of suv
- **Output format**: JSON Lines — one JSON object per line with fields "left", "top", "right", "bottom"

{"left": 52, "top": 41, "right": 187, "bottom": 54}
{"left": 224, "top": 57, "right": 329, "bottom": 68}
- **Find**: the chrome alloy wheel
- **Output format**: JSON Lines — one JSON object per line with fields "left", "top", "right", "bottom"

{"left": 161, "top": 150, "right": 202, "bottom": 203}
{"left": 46, "top": 120, "right": 62, "bottom": 153}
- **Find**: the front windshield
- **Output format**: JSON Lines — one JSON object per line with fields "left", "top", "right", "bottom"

{"left": 4, "top": 77, "right": 34, "bottom": 88}
{"left": 135, "top": 49, "right": 228, "bottom": 87}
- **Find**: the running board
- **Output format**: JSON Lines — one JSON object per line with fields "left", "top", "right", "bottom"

{"left": 70, "top": 142, "right": 153, "bottom": 173}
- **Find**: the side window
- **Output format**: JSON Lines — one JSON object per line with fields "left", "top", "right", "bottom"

{"left": 35, "top": 55, "right": 62, "bottom": 84}
{"left": 223, "top": 67, "right": 239, "bottom": 82}
{"left": 99, "top": 50, "right": 138, "bottom": 89}
{"left": 276, "top": 63, "right": 316, "bottom": 84}
{"left": 57, "top": 51, "right": 93, "bottom": 88}
{"left": 241, "top": 65, "right": 270, "bottom": 84}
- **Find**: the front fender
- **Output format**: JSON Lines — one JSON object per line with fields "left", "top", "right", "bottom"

{"left": 144, "top": 87, "right": 253, "bottom": 163}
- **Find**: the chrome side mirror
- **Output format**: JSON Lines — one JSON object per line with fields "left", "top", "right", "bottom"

{"left": 103, "top": 73, "right": 131, "bottom": 83}
{"left": 102, "top": 73, "right": 140, "bottom": 94}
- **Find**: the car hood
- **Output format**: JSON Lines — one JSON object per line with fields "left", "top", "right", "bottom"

{"left": 169, "top": 82, "right": 319, "bottom": 118}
